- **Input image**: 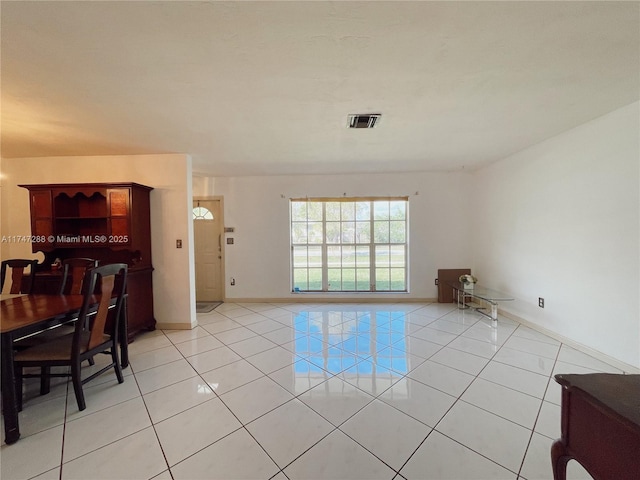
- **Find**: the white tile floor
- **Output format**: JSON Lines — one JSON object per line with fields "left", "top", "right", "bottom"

{"left": 1, "top": 302, "right": 630, "bottom": 480}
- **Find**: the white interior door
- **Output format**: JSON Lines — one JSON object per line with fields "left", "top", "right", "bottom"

{"left": 193, "top": 199, "right": 223, "bottom": 302}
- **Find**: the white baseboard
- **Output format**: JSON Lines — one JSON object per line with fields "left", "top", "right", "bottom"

{"left": 156, "top": 321, "right": 197, "bottom": 331}
{"left": 223, "top": 296, "right": 437, "bottom": 304}
{"left": 499, "top": 308, "right": 640, "bottom": 374}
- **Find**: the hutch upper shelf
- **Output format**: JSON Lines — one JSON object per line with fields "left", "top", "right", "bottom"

{"left": 19, "top": 183, "right": 151, "bottom": 252}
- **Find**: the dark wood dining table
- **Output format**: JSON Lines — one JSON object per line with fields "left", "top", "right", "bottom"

{"left": 0, "top": 293, "right": 129, "bottom": 444}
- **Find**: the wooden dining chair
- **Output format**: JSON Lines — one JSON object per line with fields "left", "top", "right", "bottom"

{"left": 14, "top": 258, "right": 101, "bottom": 387}
{"left": 1, "top": 259, "right": 38, "bottom": 294}
{"left": 59, "top": 258, "right": 99, "bottom": 294}
{"left": 14, "top": 263, "right": 128, "bottom": 411}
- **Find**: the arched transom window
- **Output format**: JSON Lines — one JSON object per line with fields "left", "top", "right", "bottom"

{"left": 193, "top": 206, "right": 214, "bottom": 220}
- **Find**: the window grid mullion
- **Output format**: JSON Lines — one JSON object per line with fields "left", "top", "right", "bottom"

{"left": 322, "top": 202, "right": 328, "bottom": 292}
{"left": 339, "top": 244, "right": 343, "bottom": 291}
{"left": 369, "top": 201, "right": 375, "bottom": 292}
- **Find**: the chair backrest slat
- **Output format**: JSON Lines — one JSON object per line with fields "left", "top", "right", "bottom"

{"left": 10, "top": 267, "right": 26, "bottom": 294}
{"left": 69, "top": 266, "right": 86, "bottom": 294}
{"left": 88, "top": 274, "right": 115, "bottom": 350}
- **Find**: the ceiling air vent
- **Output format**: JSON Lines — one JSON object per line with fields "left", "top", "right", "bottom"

{"left": 348, "top": 114, "right": 381, "bottom": 129}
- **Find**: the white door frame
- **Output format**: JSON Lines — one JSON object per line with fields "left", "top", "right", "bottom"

{"left": 193, "top": 195, "right": 225, "bottom": 301}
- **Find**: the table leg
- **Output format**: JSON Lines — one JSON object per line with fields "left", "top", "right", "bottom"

{"left": 1, "top": 332, "right": 21, "bottom": 444}
{"left": 551, "top": 439, "right": 570, "bottom": 480}
{"left": 490, "top": 302, "right": 498, "bottom": 322}
{"left": 455, "top": 286, "right": 465, "bottom": 309}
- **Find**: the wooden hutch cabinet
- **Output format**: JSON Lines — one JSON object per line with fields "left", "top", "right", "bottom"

{"left": 19, "top": 182, "right": 155, "bottom": 340}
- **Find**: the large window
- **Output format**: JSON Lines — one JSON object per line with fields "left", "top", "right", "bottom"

{"left": 291, "top": 197, "right": 408, "bottom": 292}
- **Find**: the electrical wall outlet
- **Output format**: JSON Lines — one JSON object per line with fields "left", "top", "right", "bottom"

{"left": 538, "top": 297, "right": 544, "bottom": 308}
{"left": 230, "top": 278, "right": 236, "bottom": 286}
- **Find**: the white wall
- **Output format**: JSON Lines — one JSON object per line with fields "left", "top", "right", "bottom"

{"left": 0, "top": 154, "right": 196, "bottom": 330}
{"left": 472, "top": 102, "right": 640, "bottom": 368}
{"left": 193, "top": 172, "right": 474, "bottom": 301}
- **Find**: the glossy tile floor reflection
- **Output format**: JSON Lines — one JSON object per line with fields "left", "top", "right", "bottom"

{"left": 1, "top": 302, "right": 630, "bottom": 479}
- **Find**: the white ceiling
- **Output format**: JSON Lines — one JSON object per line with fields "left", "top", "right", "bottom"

{"left": 2, "top": 1, "right": 638, "bottom": 176}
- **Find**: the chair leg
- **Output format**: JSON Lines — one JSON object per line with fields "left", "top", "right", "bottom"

{"left": 87, "top": 356, "right": 95, "bottom": 366}
{"left": 71, "top": 361, "right": 86, "bottom": 411}
{"left": 111, "top": 346, "right": 124, "bottom": 384}
{"left": 40, "top": 366, "right": 51, "bottom": 395}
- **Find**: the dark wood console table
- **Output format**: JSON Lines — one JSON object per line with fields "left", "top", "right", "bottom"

{"left": 551, "top": 373, "right": 640, "bottom": 480}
